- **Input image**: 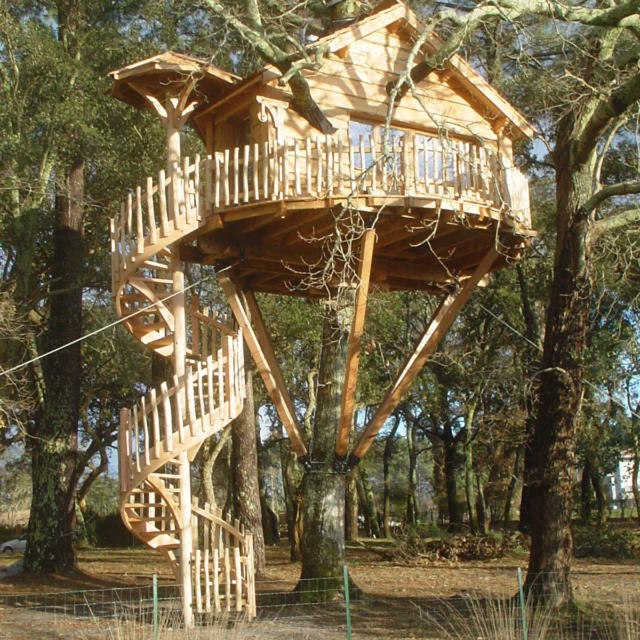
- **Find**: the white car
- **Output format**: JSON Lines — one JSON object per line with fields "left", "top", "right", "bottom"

{"left": 1, "top": 535, "right": 26, "bottom": 554}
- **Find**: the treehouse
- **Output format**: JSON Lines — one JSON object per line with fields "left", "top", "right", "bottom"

{"left": 109, "top": 0, "right": 533, "bottom": 626}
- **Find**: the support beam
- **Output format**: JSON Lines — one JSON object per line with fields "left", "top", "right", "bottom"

{"left": 336, "top": 229, "right": 376, "bottom": 459}
{"left": 218, "top": 275, "right": 308, "bottom": 458}
{"left": 350, "top": 248, "right": 498, "bottom": 463}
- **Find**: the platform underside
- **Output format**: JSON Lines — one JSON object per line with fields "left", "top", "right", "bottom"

{"left": 178, "top": 194, "right": 531, "bottom": 297}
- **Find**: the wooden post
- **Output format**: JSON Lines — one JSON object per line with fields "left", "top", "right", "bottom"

{"left": 171, "top": 252, "right": 193, "bottom": 627}
{"left": 336, "top": 229, "right": 376, "bottom": 459}
{"left": 218, "top": 275, "right": 308, "bottom": 458}
{"left": 350, "top": 249, "right": 499, "bottom": 462}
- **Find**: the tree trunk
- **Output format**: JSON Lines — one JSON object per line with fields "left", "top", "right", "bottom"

{"left": 231, "top": 368, "right": 265, "bottom": 575}
{"left": 444, "top": 426, "right": 462, "bottom": 530}
{"left": 25, "top": 160, "right": 84, "bottom": 573}
{"left": 524, "top": 129, "right": 595, "bottom": 604}
{"left": 345, "top": 472, "right": 358, "bottom": 541}
{"left": 406, "top": 419, "right": 419, "bottom": 527}
{"left": 475, "top": 473, "right": 488, "bottom": 535}
{"left": 280, "top": 433, "right": 302, "bottom": 560}
{"left": 632, "top": 435, "right": 640, "bottom": 526}
{"left": 382, "top": 417, "right": 399, "bottom": 538}
{"left": 516, "top": 264, "right": 542, "bottom": 535}
{"left": 504, "top": 448, "right": 521, "bottom": 528}
{"left": 357, "top": 466, "right": 380, "bottom": 538}
{"left": 258, "top": 450, "right": 280, "bottom": 546}
{"left": 298, "top": 294, "right": 354, "bottom": 593}
{"left": 580, "top": 460, "right": 592, "bottom": 525}
{"left": 590, "top": 466, "right": 606, "bottom": 528}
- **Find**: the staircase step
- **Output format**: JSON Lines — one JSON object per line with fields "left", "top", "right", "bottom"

{"left": 130, "top": 276, "right": 174, "bottom": 285}
{"left": 143, "top": 260, "right": 170, "bottom": 270}
{"left": 146, "top": 336, "right": 174, "bottom": 349}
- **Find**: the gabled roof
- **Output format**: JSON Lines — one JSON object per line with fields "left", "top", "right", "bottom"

{"left": 109, "top": 52, "right": 239, "bottom": 111}
{"left": 306, "top": 0, "right": 534, "bottom": 140}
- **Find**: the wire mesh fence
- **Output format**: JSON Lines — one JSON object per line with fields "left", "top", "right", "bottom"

{"left": 0, "top": 569, "right": 639, "bottom": 639}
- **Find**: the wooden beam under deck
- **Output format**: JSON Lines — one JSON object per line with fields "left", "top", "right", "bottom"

{"left": 218, "top": 275, "right": 308, "bottom": 458}
{"left": 349, "top": 248, "right": 499, "bottom": 463}
{"left": 336, "top": 229, "right": 376, "bottom": 459}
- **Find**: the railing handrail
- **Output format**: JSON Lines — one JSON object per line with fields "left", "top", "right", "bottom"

{"left": 109, "top": 134, "right": 532, "bottom": 295}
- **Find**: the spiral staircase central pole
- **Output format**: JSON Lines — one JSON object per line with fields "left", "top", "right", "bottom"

{"left": 167, "top": 99, "right": 194, "bottom": 628}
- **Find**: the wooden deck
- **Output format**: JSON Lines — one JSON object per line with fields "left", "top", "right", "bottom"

{"left": 111, "top": 132, "right": 531, "bottom": 299}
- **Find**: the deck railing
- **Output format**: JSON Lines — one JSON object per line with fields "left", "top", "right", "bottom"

{"left": 110, "top": 133, "right": 531, "bottom": 287}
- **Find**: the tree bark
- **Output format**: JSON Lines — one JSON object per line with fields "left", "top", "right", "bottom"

{"left": 231, "top": 367, "right": 265, "bottom": 575}
{"left": 345, "top": 472, "right": 358, "bottom": 541}
{"left": 357, "top": 465, "right": 380, "bottom": 538}
{"left": 580, "top": 460, "right": 592, "bottom": 525}
{"left": 406, "top": 418, "right": 419, "bottom": 527}
{"left": 444, "top": 425, "right": 462, "bottom": 530}
{"left": 298, "top": 293, "right": 354, "bottom": 593}
{"left": 25, "top": 159, "right": 84, "bottom": 573}
{"left": 504, "top": 448, "right": 521, "bottom": 528}
{"left": 524, "top": 125, "right": 595, "bottom": 603}
{"left": 382, "top": 417, "right": 400, "bottom": 538}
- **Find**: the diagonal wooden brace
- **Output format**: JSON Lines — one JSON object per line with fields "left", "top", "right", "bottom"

{"left": 350, "top": 248, "right": 498, "bottom": 463}
{"left": 218, "top": 274, "right": 308, "bottom": 458}
{"left": 335, "top": 229, "right": 376, "bottom": 460}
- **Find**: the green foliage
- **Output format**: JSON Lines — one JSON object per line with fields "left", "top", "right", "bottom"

{"left": 573, "top": 524, "right": 640, "bottom": 560}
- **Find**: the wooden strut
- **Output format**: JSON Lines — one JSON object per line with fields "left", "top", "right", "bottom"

{"left": 349, "top": 248, "right": 499, "bottom": 463}
{"left": 335, "top": 228, "right": 376, "bottom": 461}
{"left": 218, "top": 274, "right": 308, "bottom": 458}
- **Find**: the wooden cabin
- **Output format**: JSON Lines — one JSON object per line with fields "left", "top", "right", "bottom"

{"left": 110, "top": 1, "right": 533, "bottom": 298}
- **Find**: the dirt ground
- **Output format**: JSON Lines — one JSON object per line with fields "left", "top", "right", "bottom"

{"left": 0, "top": 542, "right": 638, "bottom": 639}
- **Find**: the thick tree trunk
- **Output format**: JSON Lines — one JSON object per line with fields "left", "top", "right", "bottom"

{"left": 444, "top": 428, "right": 462, "bottom": 530}
{"left": 279, "top": 434, "right": 302, "bottom": 560}
{"left": 345, "top": 472, "right": 358, "bottom": 541}
{"left": 25, "top": 160, "right": 84, "bottom": 573}
{"left": 524, "top": 130, "right": 594, "bottom": 603}
{"left": 590, "top": 467, "right": 606, "bottom": 528}
{"left": 299, "top": 294, "right": 354, "bottom": 593}
{"left": 231, "top": 368, "right": 265, "bottom": 574}
{"left": 632, "top": 434, "right": 640, "bottom": 526}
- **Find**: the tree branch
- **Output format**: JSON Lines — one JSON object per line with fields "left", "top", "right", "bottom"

{"left": 593, "top": 208, "right": 640, "bottom": 239}
{"left": 580, "top": 179, "right": 640, "bottom": 216}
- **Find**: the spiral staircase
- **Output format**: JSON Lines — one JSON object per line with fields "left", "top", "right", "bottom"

{"left": 111, "top": 158, "right": 256, "bottom": 621}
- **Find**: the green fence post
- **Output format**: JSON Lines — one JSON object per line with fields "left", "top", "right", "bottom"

{"left": 153, "top": 573, "right": 159, "bottom": 640}
{"left": 343, "top": 565, "right": 352, "bottom": 640}
{"left": 517, "top": 567, "right": 528, "bottom": 640}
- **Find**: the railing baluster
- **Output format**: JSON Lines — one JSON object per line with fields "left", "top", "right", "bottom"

{"left": 213, "top": 547, "right": 221, "bottom": 612}
{"left": 294, "top": 140, "right": 301, "bottom": 195}
{"left": 224, "top": 149, "right": 230, "bottom": 207}
{"left": 204, "top": 547, "right": 211, "bottom": 613}
{"left": 370, "top": 134, "right": 377, "bottom": 192}
{"left": 233, "top": 147, "right": 239, "bottom": 205}
{"left": 133, "top": 405, "right": 141, "bottom": 473}
{"left": 186, "top": 366, "right": 197, "bottom": 436}
{"left": 349, "top": 140, "right": 356, "bottom": 193}
{"left": 272, "top": 141, "right": 279, "bottom": 199}
{"left": 337, "top": 136, "right": 344, "bottom": 193}
{"left": 316, "top": 135, "right": 323, "bottom": 196}
{"left": 205, "top": 155, "right": 213, "bottom": 211}
{"left": 158, "top": 169, "right": 169, "bottom": 235}
{"left": 224, "top": 546, "right": 231, "bottom": 612}
{"left": 207, "top": 354, "right": 215, "bottom": 415}
{"left": 263, "top": 141, "right": 269, "bottom": 200}
{"left": 119, "top": 204, "right": 127, "bottom": 269}
{"left": 127, "top": 192, "right": 133, "bottom": 238}
{"left": 146, "top": 177, "right": 157, "bottom": 245}
{"left": 234, "top": 546, "right": 242, "bottom": 612}
{"left": 243, "top": 144, "right": 249, "bottom": 204}
{"left": 110, "top": 218, "right": 118, "bottom": 291}
{"left": 306, "top": 137, "right": 312, "bottom": 196}
{"left": 194, "top": 153, "right": 201, "bottom": 220}
{"left": 217, "top": 346, "right": 225, "bottom": 420}
{"left": 327, "top": 135, "right": 333, "bottom": 196}
{"left": 215, "top": 152, "right": 221, "bottom": 208}
{"left": 173, "top": 373, "right": 185, "bottom": 444}
{"left": 195, "top": 549, "right": 202, "bottom": 613}
{"left": 283, "top": 138, "right": 290, "bottom": 197}
{"left": 150, "top": 387, "right": 160, "bottom": 459}
{"left": 253, "top": 143, "right": 260, "bottom": 201}
{"left": 197, "top": 361, "right": 206, "bottom": 430}
{"left": 141, "top": 396, "right": 150, "bottom": 467}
